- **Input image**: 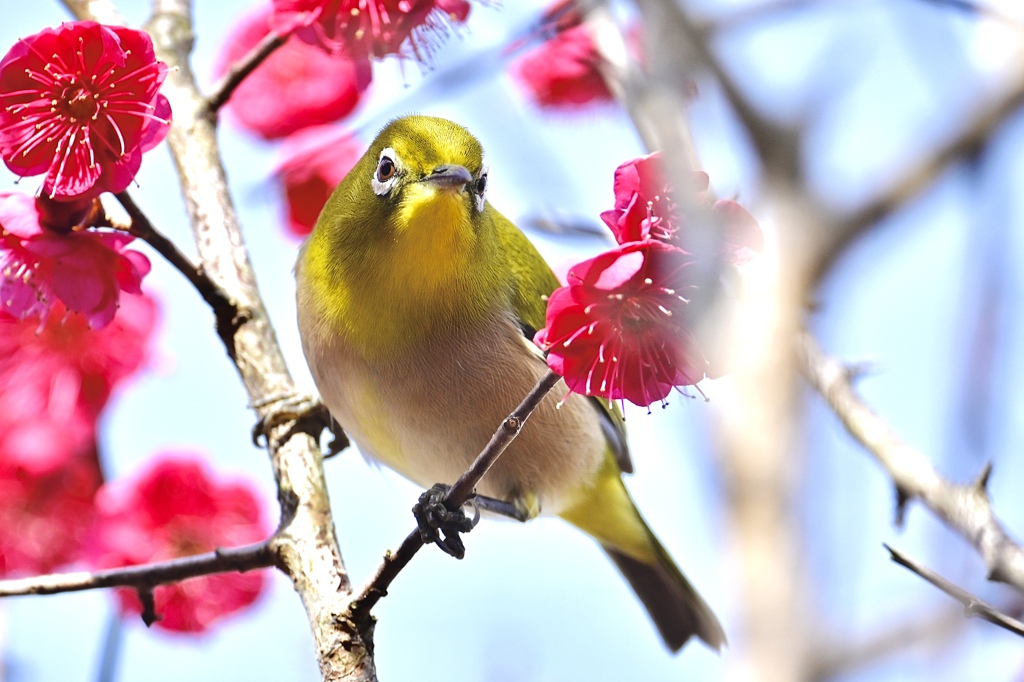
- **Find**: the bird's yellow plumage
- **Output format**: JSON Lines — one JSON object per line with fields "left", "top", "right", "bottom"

{"left": 295, "top": 115, "right": 724, "bottom": 652}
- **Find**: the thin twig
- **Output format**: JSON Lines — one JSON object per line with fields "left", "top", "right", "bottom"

{"left": 809, "top": 605, "right": 963, "bottom": 681}
{"left": 799, "top": 333, "right": 1024, "bottom": 593}
{"left": 348, "top": 370, "right": 562, "bottom": 627}
{"left": 137, "top": 588, "right": 158, "bottom": 626}
{"left": 710, "top": 0, "right": 1024, "bottom": 33}
{"left": 638, "top": 0, "right": 801, "bottom": 179}
{"left": 205, "top": 32, "right": 286, "bottom": 114}
{"left": 706, "top": 0, "right": 820, "bottom": 32}
{"left": 814, "top": 62, "right": 1024, "bottom": 283}
{"left": 114, "top": 191, "right": 246, "bottom": 354}
{"left": 918, "top": 0, "right": 1024, "bottom": 25}
{"left": 0, "top": 542, "right": 274, "bottom": 598}
{"left": 886, "top": 545, "right": 1024, "bottom": 638}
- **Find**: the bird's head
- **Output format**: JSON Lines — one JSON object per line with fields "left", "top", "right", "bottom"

{"left": 319, "top": 116, "right": 490, "bottom": 251}
{"left": 366, "top": 115, "right": 489, "bottom": 218}
{"left": 308, "top": 115, "right": 500, "bottom": 312}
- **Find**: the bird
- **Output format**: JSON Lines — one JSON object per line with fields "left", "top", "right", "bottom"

{"left": 295, "top": 114, "right": 725, "bottom": 652}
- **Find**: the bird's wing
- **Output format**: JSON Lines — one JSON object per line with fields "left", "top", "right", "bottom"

{"left": 492, "top": 209, "right": 633, "bottom": 474}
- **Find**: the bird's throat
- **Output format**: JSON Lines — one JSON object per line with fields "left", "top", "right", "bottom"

{"left": 391, "top": 184, "right": 475, "bottom": 296}
{"left": 302, "top": 185, "right": 501, "bottom": 358}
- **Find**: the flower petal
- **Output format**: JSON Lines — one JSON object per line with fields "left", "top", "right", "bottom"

{"left": 0, "top": 22, "right": 171, "bottom": 199}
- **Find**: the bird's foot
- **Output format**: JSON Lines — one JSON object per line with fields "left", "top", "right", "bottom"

{"left": 251, "top": 393, "right": 349, "bottom": 457}
{"left": 412, "top": 483, "right": 479, "bottom": 559}
{"left": 470, "top": 494, "right": 535, "bottom": 522}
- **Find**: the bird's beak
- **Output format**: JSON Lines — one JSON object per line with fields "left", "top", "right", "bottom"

{"left": 421, "top": 164, "right": 473, "bottom": 190}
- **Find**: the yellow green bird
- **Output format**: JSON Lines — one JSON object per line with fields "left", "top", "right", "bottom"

{"left": 295, "top": 115, "right": 724, "bottom": 652}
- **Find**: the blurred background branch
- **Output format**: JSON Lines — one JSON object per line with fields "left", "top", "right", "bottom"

{"left": 808, "top": 605, "right": 963, "bottom": 681}
{"left": 800, "top": 333, "right": 1024, "bottom": 591}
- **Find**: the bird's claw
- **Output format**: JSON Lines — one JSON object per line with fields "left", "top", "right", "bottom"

{"left": 251, "top": 393, "right": 349, "bottom": 457}
{"left": 412, "top": 483, "right": 478, "bottom": 559}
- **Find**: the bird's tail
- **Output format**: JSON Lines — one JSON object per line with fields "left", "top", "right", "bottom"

{"left": 558, "top": 458, "right": 725, "bottom": 652}
{"left": 603, "top": 535, "right": 725, "bottom": 652}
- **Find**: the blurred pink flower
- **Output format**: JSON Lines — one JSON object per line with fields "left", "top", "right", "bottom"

{"left": 92, "top": 454, "right": 270, "bottom": 633}
{"left": 0, "top": 191, "right": 150, "bottom": 328}
{"left": 216, "top": 7, "right": 372, "bottom": 140}
{"left": 271, "top": 0, "right": 471, "bottom": 61}
{"left": 538, "top": 153, "right": 763, "bottom": 407}
{"left": 514, "top": 23, "right": 613, "bottom": 109}
{"left": 275, "top": 125, "right": 363, "bottom": 237}
{"left": 0, "top": 293, "right": 157, "bottom": 475}
{"left": 535, "top": 240, "right": 706, "bottom": 407}
{"left": 599, "top": 153, "right": 763, "bottom": 263}
{"left": 0, "top": 445, "right": 102, "bottom": 576}
{"left": 600, "top": 152, "right": 680, "bottom": 244}
{"left": 0, "top": 22, "right": 170, "bottom": 199}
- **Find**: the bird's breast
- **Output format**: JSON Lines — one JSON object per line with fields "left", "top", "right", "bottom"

{"left": 297, "top": 301, "right": 607, "bottom": 515}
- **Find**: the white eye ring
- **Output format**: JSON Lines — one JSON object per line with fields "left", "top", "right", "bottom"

{"left": 372, "top": 148, "right": 400, "bottom": 196}
{"left": 473, "top": 164, "right": 488, "bottom": 213}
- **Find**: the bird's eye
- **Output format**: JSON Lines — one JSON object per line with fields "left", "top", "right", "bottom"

{"left": 372, "top": 148, "right": 400, "bottom": 196}
{"left": 472, "top": 168, "right": 488, "bottom": 213}
{"left": 377, "top": 156, "right": 396, "bottom": 183}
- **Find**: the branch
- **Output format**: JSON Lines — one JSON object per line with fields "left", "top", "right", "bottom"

{"left": 812, "top": 55, "right": 1024, "bottom": 284}
{"left": 348, "top": 370, "right": 562, "bottom": 627}
{"left": 140, "top": 0, "right": 370, "bottom": 678}
{"left": 583, "top": 2, "right": 700, "bottom": 163}
{"left": 635, "top": 0, "right": 801, "bottom": 179}
{"left": 205, "top": 32, "right": 286, "bottom": 114}
{"left": 799, "top": 332, "right": 1024, "bottom": 592}
{"left": 886, "top": 545, "right": 1024, "bottom": 638}
{"left": 0, "top": 542, "right": 274, "bottom": 597}
{"left": 113, "top": 191, "right": 246, "bottom": 355}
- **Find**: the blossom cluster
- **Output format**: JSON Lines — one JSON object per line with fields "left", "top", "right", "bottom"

{"left": 216, "top": 7, "right": 372, "bottom": 141}
{"left": 0, "top": 22, "right": 170, "bottom": 200}
{"left": 536, "top": 153, "right": 762, "bottom": 407}
{"left": 0, "top": 192, "right": 150, "bottom": 327}
{"left": 92, "top": 455, "right": 269, "bottom": 632}
{"left": 0, "top": 295, "right": 152, "bottom": 577}
{"left": 217, "top": 1, "right": 473, "bottom": 142}
{"left": 0, "top": 21, "right": 268, "bottom": 634}
{"left": 271, "top": 0, "right": 472, "bottom": 61}
{"left": 0, "top": 292, "right": 270, "bottom": 632}
{"left": 0, "top": 22, "right": 168, "bottom": 328}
